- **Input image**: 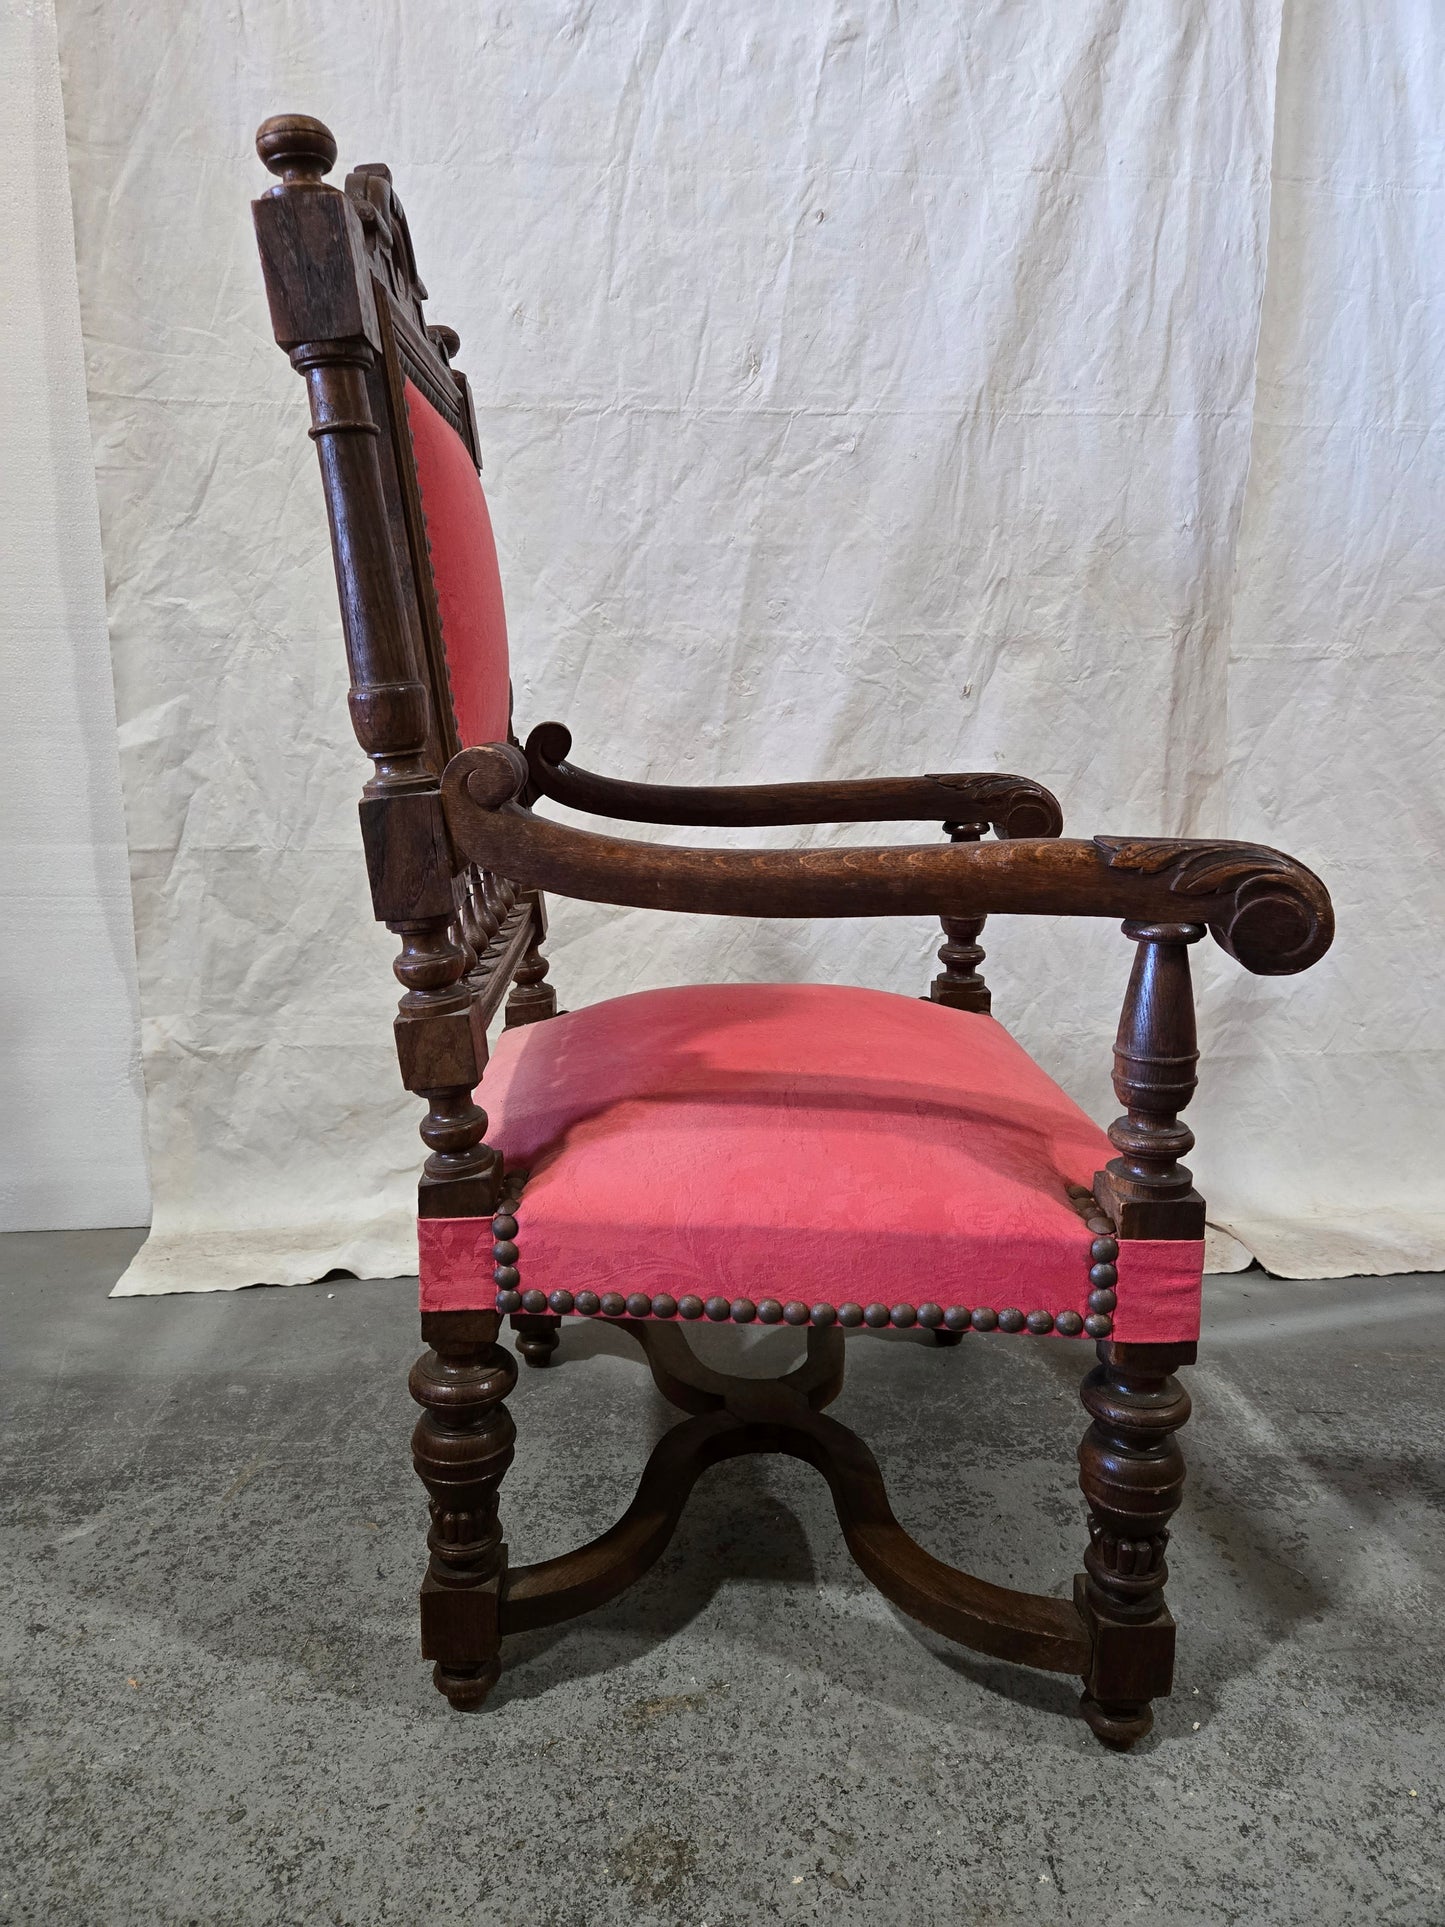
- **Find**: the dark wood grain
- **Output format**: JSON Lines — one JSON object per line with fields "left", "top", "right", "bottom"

{"left": 1076, "top": 1339, "right": 1194, "bottom": 1745}
{"left": 410, "top": 1309, "right": 517, "bottom": 1709}
{"left": 930, "top": 820, "right": 992, "bottom": 1010}
{"left": 253, "top": 114, "right": 555, "bottom": 1232}
{"left": 502, "top": 1323, "right": 1091, "bottom": 1674}
{"left": 253, "top": 112, "right": 1334, "bottom": 1744}
{"left": 1095, "top": 922, "right": 1206, "bottom": 1239}
{"left": 524, "top": 720, "right": 1065, "bottom": 836}
{"left": 444, "top": 745, "right": 1334, "bottom": 976}
{"left": 509, "top": 1312, "right": 560, "bottom": 1368}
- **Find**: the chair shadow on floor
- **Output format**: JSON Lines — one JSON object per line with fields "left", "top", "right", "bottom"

{"left": 487, "top": 1318, "right": 1095, "bottom": 1732}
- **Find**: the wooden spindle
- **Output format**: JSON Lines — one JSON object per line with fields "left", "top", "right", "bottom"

{"left": 929, "top": 819, "right": 990, "bottom": 1012}
{"left": 931, "top": 818, "right": 989, "bottom": 1339}
{"left": 504, "top": 891, "right": 557, "bottom": 1028}
{"left": 1095, "top": 920, "right": 1206, "bottom": 1240}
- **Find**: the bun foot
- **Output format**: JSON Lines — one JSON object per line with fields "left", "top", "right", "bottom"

{"left": 434, "top": 1659, "right": 501, "bottom": 1710}
{"left": 512, "top": 1313, "right": 560, "bottom": 1367}
{"left": 1079, "top": 1691, "right": 1153, "bottom": 1749}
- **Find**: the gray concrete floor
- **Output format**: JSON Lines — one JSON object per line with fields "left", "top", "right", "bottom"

{"left": 1, "top": 1232, "right": 1442, "bottom": 1927}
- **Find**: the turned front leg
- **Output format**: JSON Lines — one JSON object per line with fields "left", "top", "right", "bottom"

{"left": 410, "top": 1309, "right": 517, "bottom": 1709}
{"left": 1075, "top": 1339, "right": 1193, "bottom": 1747}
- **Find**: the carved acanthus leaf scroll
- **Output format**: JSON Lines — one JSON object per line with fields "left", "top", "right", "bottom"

{"left": 1094, "top": 836, "right": 1333, "bottom": 975}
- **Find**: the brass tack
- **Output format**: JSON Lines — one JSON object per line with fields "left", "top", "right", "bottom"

{"left": 575, "top": 1290, "right": 600, "bottom": 1316}
{"left": 837, "top": 1303, "right": 864, "bottom": 1328}
{"left": 547, "top": 1289, "right": 574, "bottom": 1314}
{"left": 1089, "top": 1262, "right": 1118, "bottom": 1290}
{"left": 757, "top": 1299, "right": 784, "bottom": 1324}
{"left": 1088, "top": 1287, "right": 1117, "bottom": 1313}
{"left": 1055, "top": 1309, "right": 1084, "bottom": 1337}
{"left": 678, "top": 1295, "right": 704, "bottom": 1320}
{"left": 495, "top": 1289, "right": 522, "bottom": 1314}
{"left": 1025, "top": 1309, "right": 1054, "bottom": 1335}
{"left": 491, "top": 1214, "right": 519, "bottom": 1241}
{"left": 520, "top": 1288, "right": 547, "bottom": 1314}
{"left": 997, "top": 1307, "right": 1026, "bottom": 1333}
{"left": 863, "top": 1303, "right": 891, "bottom": 1328}
{"left": 810, "top": 1303, "right": 837, "bottom": 1326}
{"left": 704, "top": 1295, "right": 731, "bottom": 1322}
{"left": 492, "top": 1240, "right": 520, "bottom": 1266}
{"left": 626, "top": 1292, "right": 652, "bottom": 1318}
{"left": 942, "top": 1305, "right": 971, "bottom": 1333}
{"left": 890, "top": 1304, "right": 917, "bottom": 1328}
{"left": 1084, "top": 1312, "right": 1114, "bottom": 1339}
{"left": 1090, "top": 1236, "right": 1119, "bottom": 1264}
{"left": 599, "top": 1291, "right": 626, "bottom": 1317}
{"left": 971, "top": 1307, "right": 998, "bottom": 1332}
{"left": 731, "top": 1298, "right": 757, "bottom": 1323}
{"left": 1085, "top": 1216, "right": 1114, "bottom": 1236}
{"left": 917, "top": 1303, "right": 944, "bottom": 1329}
{"left": 652, "top": 1293, "right": 678, "bottom": 1319}
{"left": 783, "top": 1301, "right": 810, "bottom": 1326}
{"left": 493, "top": 1265, "right": 521, "bottom": 1290}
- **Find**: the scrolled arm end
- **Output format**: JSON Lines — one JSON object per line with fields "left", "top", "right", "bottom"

{"left": 525, "top": 719, "right": 573, "bottom": 776}
{"left": 1094, "top": 837, "right": 1334, "bottom": 975}
{"left": 930, "top": 773, "right": 1064, "bottom": 840}
{"left": 456, "top": 740, "right": 530, "bottom": 811}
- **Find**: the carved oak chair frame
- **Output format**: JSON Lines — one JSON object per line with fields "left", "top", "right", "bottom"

{"left": 251, "top": 115, "right": 1333, "bottom": 1747}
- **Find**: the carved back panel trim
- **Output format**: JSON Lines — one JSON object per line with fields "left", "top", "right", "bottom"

{"left": 344, "top": 161, "right": 493, "bottom": 775}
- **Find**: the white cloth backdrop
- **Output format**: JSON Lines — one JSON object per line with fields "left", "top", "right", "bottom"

{"left": 1, "top": 0, "right": 147, "bottom": 1233}
{"left": 49, "top": 0, "right": 1443, "bottom": 1292}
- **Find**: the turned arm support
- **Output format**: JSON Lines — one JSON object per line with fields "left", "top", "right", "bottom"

{"left": 444, "top": 744, "right": 1333, "bottom": 977}
{"left": 523, "top": 722, "right": 1064, "bottom": 838}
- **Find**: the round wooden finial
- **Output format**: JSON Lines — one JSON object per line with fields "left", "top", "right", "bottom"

{"left": 255, "top": 114, "right": 338, "bottom": 184}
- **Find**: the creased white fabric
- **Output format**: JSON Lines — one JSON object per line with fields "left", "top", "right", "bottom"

{"left": 0, "top": 0, "right": 147, "bottom": 1232}
{"left": 48, "top": 0, "right": 1442, "bottom": 1291}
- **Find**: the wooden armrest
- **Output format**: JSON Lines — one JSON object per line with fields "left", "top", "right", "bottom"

{"left": 446, "top": 745, "right": 1333, "bottom": 976}
{"left": 523, "top": 722, "right": 1064, "bottom": 838}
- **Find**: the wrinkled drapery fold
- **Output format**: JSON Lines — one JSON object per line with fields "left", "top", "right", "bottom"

{"left": 49, "top": 0, "right": 1442, "bottom": 1290}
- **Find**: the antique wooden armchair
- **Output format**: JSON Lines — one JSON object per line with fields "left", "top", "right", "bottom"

{"left": 251, "top": 115, "right": 1333, "bottom": 1747}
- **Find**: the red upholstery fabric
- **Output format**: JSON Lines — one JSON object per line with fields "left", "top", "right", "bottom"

{"left": 403, "top": 378, "right": 511, "bottom": 747}
{"left": 418, "top": 984, "right": 1205, "bottom": 1342}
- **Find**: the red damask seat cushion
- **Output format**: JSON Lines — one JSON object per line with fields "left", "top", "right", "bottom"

{"left": 419, "top": 984, "right": 1204, "bottom": 1343}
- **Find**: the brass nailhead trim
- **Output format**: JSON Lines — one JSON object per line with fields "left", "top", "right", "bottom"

{"left": 491, "top": 1172, "right": 532, "bottom": 1319}
{"left": 490, "top": 1172, "right": 1116, "bottom": 1340}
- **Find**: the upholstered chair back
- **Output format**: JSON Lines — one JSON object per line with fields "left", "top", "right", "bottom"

{"left": 402, "top": 376, "right": 511, "bottom": 750}
{"left": 339, "top": 160, "right": 511, "bottom": 770}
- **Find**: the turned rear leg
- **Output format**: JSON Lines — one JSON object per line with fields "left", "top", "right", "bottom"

{"left": 410, "top": 1309, "right": 516, "bottom": 1709}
